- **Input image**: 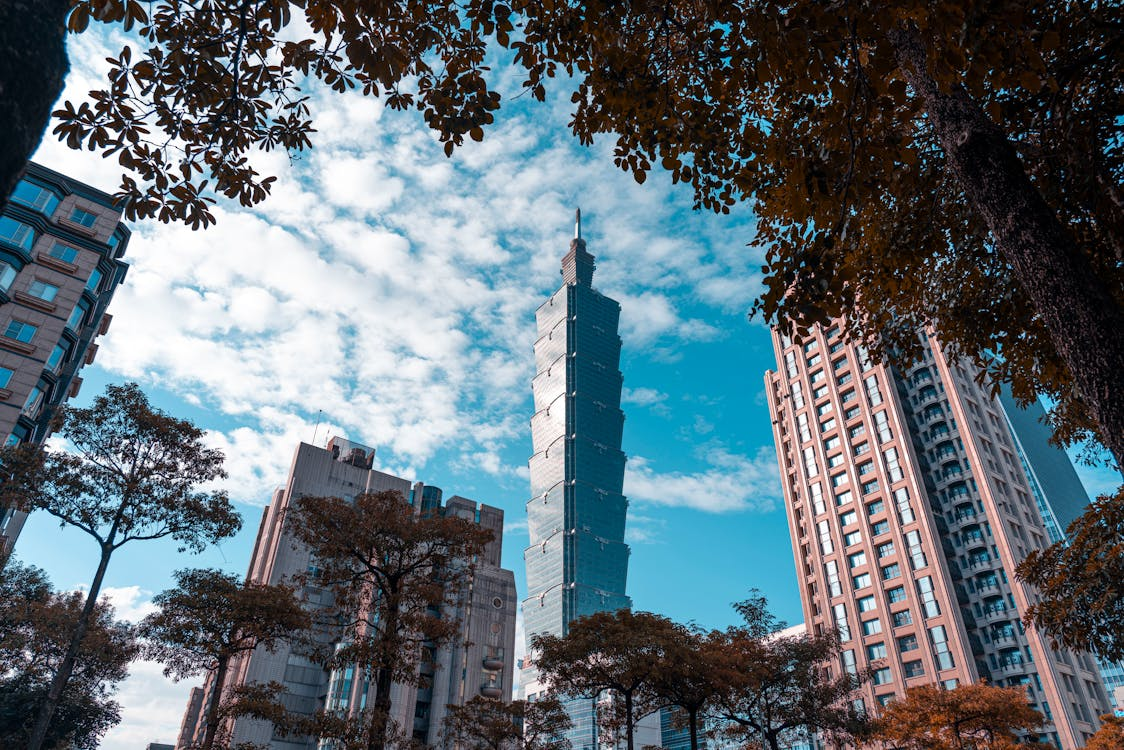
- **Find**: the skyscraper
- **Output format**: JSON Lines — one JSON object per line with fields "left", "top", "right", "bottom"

{"left": 0, "top": 162, "right": 129, "bottom": 558}
{"left": 765, "top": 326, "right": 1110, "bottom": 749}
{"left": 521, "top": 215, "right": 631, "bottom": 750}
{"left": 177, "top": 438, "right": 517, "bottom": 749}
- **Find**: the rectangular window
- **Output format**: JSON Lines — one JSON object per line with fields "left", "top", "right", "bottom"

{"left": 917, "top": 576, "right": 941, "bottom": 618}
{"left": 836, "top": 371, "right": 853, "bottom": 386}
{"left": 871, "top": 520, "right": 890, "bottom": 536}
{"left": 858, "top": 460, "right": 874, "bottom": 475}
{"left": 807, "top": 353, "right": 822, "bottom": 368}
{"left": 877, "top": 541, "right": 895, "bottom": 558}
{"left": 825, "top": 560, "right": 842, "bottom": 597}
{"left": 813, "top": 384, "right": 829, "bottom": 399}
{"left": 929, "top": 625, "right": 955, "bottom": 670}
{"left": 866, "top": 642, "right": 887, "bottom": 660}
{"left": 804, "top": 339, "right": 819, "bottom": 353}
{"left": 865, "top": 375, "right": 883, "bottom": 405}
{"left": 790, "top": 382, "right": 805, "bottom": 408}
{"left": 66, "top": 302, "right": 88, "bottom": 330}
{"left": 27, "top": 280, "right": 59, "bottom": 302}
{"left": 844, "top": 531, "right": 862, "bottom": 547}
{"left": 832, "top": 357, "right": 846, "bottom": 371}
{"left": 887, "top": 586, "right": 907, "bottom": 603}
{"left": 831, "top": 473, "right": 847, "bottom": 488}
{"left": 821, "top": 417, "right": 836, "bottom": 433}
{"left": 811, "top": 369, "right": 825, "bottom": 383}
{"left": 828, "top": 454, "right": 845, "bottom": 468}
{"left": 854, "top": 442, "right": 870, "bottom": 456}
{"left": 798, "top": 413, "right": 812, "bottom": 442}
{"left": 862, "top": 479, "right": 881, "bottom": 495}
{"left": 46, "top": 344, "right": 67, "bottom": 372}
{"left": 905, "top": 530, "right": 926, "bottom": 569}
{"left": 817, "top": 401, "right": 833, "bottom": 416}
{"left": 818, "top": 520, "right": 834, "bottom": 554}
{"left": 874, "top": 410, "right": 893, "bottom": 444}
{"left": 69, "top": 207, "right": 98, "bottom": 228}
{"left": 863, "top": 618, "right": 883, "bottom": 636}
{"left": 841, "top": 388, "right": 856, "bottom": 403}
{"left": 10, "top": 180, "right": 61, "bottom": 215}
{"left": 893, "top": 609, "right": 913, "bottom": 627}
{"left": 824, "top": 435, "right": 841, "bottom": 451}
{"left": 841, "top": 649, "right": 857, "bottom": 675}
{"left": 903, "top": 660, "right": 925, "bottom": 678}
{"left": 803, "top": 447, "right": 819, "bottom": 478}
{"left": 0, "top": 262, "right": 17, "bottom": 292}
{"left": 0, "top": 366, "right": 12, "bottom": 389}
{"left": 49, "top": 243, "right": 79, "bottom": 264}
{"left": 835, "top": 490, "right": 853, "bottom": 506}
{"left": 0, "top": 216, "right": 36, "bottom": 251}
{"left": 883, "top": 447, "right": 903, "bottom": 481}
{"left": 784, "top": 351, "right": 798, "bottom": 378}
{"left": 896, "top": 487, "right": 915, "bottom": 525}
{"left": 897, "top": 634, "right": 919, "bottom": 652}
{"left": 810, "top": 482, "right": 826, "bottom": 515}
{"left": 844, "top": 405, "right": 860, "bottom": 420}
{"left": 857, "top": 593, "right": 876, "bottom": 610}
{"left": 849, "top": 551, "right": 867, "bottom": 569}
{"left": 86, "top": 268, "right": 103, "bottom": 292}
{"left": 4, "top": 320, "right": 37, "bottom": 343}
{"left": 867, "top": 499, "right": 885, "bottom": 516}
{"left": 882, "top": 563, "right": 902, "bottom": 580}
{"left": 840, "top": 510, "right": 857, "bottom": 526}
{"left": 833, "top": 603, "right": 851, "bottom": 641}
{"left": 21, "top": 386, "right": 44, "bottom": 418}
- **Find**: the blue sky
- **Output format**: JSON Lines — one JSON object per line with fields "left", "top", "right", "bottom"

{"left": 14, "top": 24, "right": 1122, "bottom": 750}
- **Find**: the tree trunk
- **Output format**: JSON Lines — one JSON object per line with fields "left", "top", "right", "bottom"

{"left": 624, "top": 691, "right": 634, "bottom": 750}
{"left": 889, "top": 25, "right": 1124, "bottom": 470}
{"left": 368, "top": 602, "right": 400, "bottom": 750}
{"left": 27, "top": 546, "right": 112, "bottom": 750}
{"left": 688, "top": 707, "right": 699, "bottom": 750}
{"left": 201, "top": 655, "right": 231, "bottom": 750}
{"left": 0, "top": 0, "right": 69, "bottom": 208}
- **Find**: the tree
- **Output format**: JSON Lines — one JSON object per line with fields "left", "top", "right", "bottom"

{"left": 708, "top": 593, "right": 869, "bottom": 750}
{"left": 1015, "top": 488, "right": 1124, "bottom": 662}
{"left": 1085, "top": 714, "right": 1124, "bottom": 750}
{"left": 288, "top": 490, "right": 494, "bottom": 750}
{"left": 138, "top": 567, "right": 311, "bottom": 750}
{"left": 0, "top": 382, "right": 241, "bottom": 750}
{"left": 648, "top": 625, "right": 722, "bottom": 750}
{"left": 871, "top": 683, "right": 1046, "bottom": 750}
{"left": 531, "top": 609, "right": 679, "bottom": 750}
{"left": 0, "top": 560, "right": 138, "bottom": 749}
{"left": 440, "top": 695, "right": 572, "bottom": 750}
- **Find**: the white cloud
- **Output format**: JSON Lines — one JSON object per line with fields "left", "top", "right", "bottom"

{"left": 99, "top": 660, "right": 194, "bottom": 750}
{"left": 621, "top": 387, "right": 668, "bottom": 408}
{"left": 99, "top": 585, "right": 159, "bottom": 622}
{"left": 625, "top": 447, "right": 780, "bottom": 514}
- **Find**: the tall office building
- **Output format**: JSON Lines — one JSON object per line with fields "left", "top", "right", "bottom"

{"left": 521, "top": 216, "right": 632, "bottom": 750}
{"left": 177, "top": 438, "right": 518, "bottom": 749}
{"left": 765, "top": 326, "right": 1110, "bottom": 749}
{"left": 0, "top": 162, "right": 129, "bottom": 558}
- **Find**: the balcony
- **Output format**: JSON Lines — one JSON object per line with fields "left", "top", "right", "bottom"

{"left": 946, "top": 511, "right": 978, "bottom": 533}
{"left": 980, "top": 606, "right": 1010, "bottom": 624}
{"left": 975, "top": 580, "right": 1002, "bottom": 595}
{"left": 990, "top": 633, "right": 1018, "bottom": 646}
{"left": 480, "top": 684, "right": 503, "bottom": 698}
{"left": 483, "top": 656, "right": 504, "bottom": 670}
{"left": 997, "top": 660, "right": 1028, "bottom": 675}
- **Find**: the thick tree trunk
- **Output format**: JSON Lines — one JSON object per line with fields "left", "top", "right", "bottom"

{"left": 201, "top": 656, "right": 231, "bottom": 750}
{"left": 0, "top": 0, "right": 70, "bottom": 208}
{"left": 624, "top": 691, "right": 634, "bottom": 750}
{"left": 27, "top": 546, "right": 112, "bottom": 750}
{"left": 368, "top": 602, "right": 400, "bottom": 750}
{"left": 688, "top": 707, "right": 699, "bottom": 750}
{"left": 888, "top": 26, "right": 1124, "bottom": 470}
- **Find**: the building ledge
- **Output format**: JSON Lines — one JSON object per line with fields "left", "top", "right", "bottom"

{"left": 0, "top": 338, "right": 36, "bottom": 355}
{"left": 35, "top": 251, "right": 79, "bottom": 275}
{"left": 13, "top": 291, "right": 57, "bottom": 313}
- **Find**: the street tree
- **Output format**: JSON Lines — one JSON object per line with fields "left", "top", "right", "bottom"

{"left": 0, "top": 561, "right": 138, "bottom": 749}
{"left": 440, "top": 695, "right": 572, "bottom": 750}
{"left": 288, "top": 490, "right": 494, "bottom": 750}
{"left": 0, "top": 382, "right": 241, "bottom": 750}
{"left": 7, "top": 0, "right": 1120, "bottom": 470}
{"left": 1015, "top": 488, "right": 1124, "bottom": 662}
{"left": 1085, "top": 714, "right": 1124, "bottom": 750}
{"left": 648, "top": 625, "right": 723, "bottom": 750}
{"left": 709, "top": 593, "right": 869, "bottom": 750}
{"left": 871, "top": 683, "right": 1046, "bottom": 750}
{"left": 138, "top": 567, "right": 311, "bottom": 750}
{"left": 531, "top": 609, "right": 679, "bottom": 750}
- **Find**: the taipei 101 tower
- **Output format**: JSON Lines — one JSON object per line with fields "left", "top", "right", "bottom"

{"left": 522, "top": 212, "right": 632, "bottom": 748}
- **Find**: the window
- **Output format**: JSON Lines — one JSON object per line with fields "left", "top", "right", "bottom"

{"left": 803, "top": 446, "right": 819, "bottom": 478}
{"left": 784, "top": 351, "right": 798, "bottom": 377}
{"left": 0, "top": 262, "right": 17, "bottom": 292}
{"left": 835, "top": 490, "right": 853, "bottom": 506}
{"left": 790, "top": 382, "right": 805, "bottom": 408}
{"left": 841, "top": 388, "right": 856, "bottom": 403}
{"left": 903, "top": 660, "right": 925, "bottom": 678}
{"left": 863, "top": 618, "right": 883, "bottom": 636}
{"left": 811, "top": 369, "right": 825, "bottom": 383}
{"left": 865, "top": 374, "right": 883, "bottom": 405}
{"left": 86, "top": 267, "right": 103, "bottom": 292}
{"left": 854, "top": 442, "right": 870, "bottom": 456}
{"left": 929, "top": 625, "right": 955, "bottom": 670}
{"left": 883, "top": 447, "right": 903, "bottom": 481}
{"left": 813, "top": 384, "right": 829, "bottom": 399}
{"left": 836, "top": 371, "right": 853, "bottom": 386}
{"left": 831, "top": 472, "right": 847, "bottom": 488}
{"left": 897, "top": 634, "right": 919, "bottom": 652}
{"left": 824, "top": 435, "right": 841, "bottom": 451}
{"left": 48, "top": 243, "right": 79, "bottom": 264}
{"left": 858, "top": 460, "right": 874, "bottom": 475}
{"left": 862, "top": 479, "right": 880, "bottom": 495}
{"left": 917, "top": 576, "right": 941, "bottom": 618}
{"left": 857, "top": 593, "right": 875, "bottom": 610}
{"left": 844, "top": 531, "right": 862, "bottom": 547}
{"left": 0, "top": 216, "right": 35, "bottom": 251}
{"left": 21, "top": 386, "right": 44, "bottom": 418}
{"left": 27, "top": 280, "right": 59, "bottom": 302}
{"left": 833, "top": 603, "right": 851, "bottom": 641}
{"left": 849, "top": 551, "right": 867, "bottom": 568}
{"left": 821, "top": 417, "right": 836, "bottom": 433}
{"left": 882, "top": 563, "right": 902, "bottom": 580}
{"left": 798, "top": 413, "right": 812, "bottom": 441}
{"left": 818, "top": 520, "right": 834, "bottom": 554}
{"left": 69, "top": 207, "right": 97, "bottom": 228}
{"left": 840, "top": 510, "right": 857, "bottom": 526}
{"left": 895, "top": 487, "right": 915, "bottom": 524}
{"left": 10, "top": 180, "right": 61, "bottom": 215}
{"left": 841, "top": 649, "right": 857, "bottom": 675}
{"left": 810, "top": 482, "right": 826, "bottom": 515}
{"left": 877, "top": 541, "right": 895, "bottom": 558}
{"left": 844, "top": 405, "right": 860, "bottom": 420}
{"left": 905, "top": 530, "right": 926, "bottom": 569}
{"left": 66, "top": 301, "right": 89, "bottom": 330}
{"left": 871, "top": 520, "right": 890, "bottom": 536}
{"left": 873, "top": 411, "right": 892, "bottom": 443}
{"left": 867, "top": 642, "right": 887, "bottom": 660}
{"left": 4, "top": 320, "right": 37, "bottom": 343}
{"left": 825, "top": 560, "right": 842, "bottom": 597}
{"left": 828, "top": 453, "right": 845, "bottom": 468}
{"left": 893, "top": 609, "right": 913, "bottom": 627}
{"left": 47, "top": 343, "right": 67, "bottom": 372}
{"left": 867, "top": 499, "right": 885, "bottom": 516}
{"left": 0, "top": 366, "right": 12, "bottom": 389}
{"left": 807, "top": 353, "right": 822, "bottom": 368}
{"left": 803, "top": 339, "right": 819, "bottom": 353}
{"left": 887, "top": 586, "right": 907, "bottom": 603}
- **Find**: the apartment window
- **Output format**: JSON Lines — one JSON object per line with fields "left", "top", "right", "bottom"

{"left": 871, "top": 520, "right": 890, "bottom": 536}
{"left": 784, "top": 351, "right": 798, "bottom": 378}
{"left": 825, "top": 560, "right": 842, "bottom": 597}
{"left": 828, "top": 453, "right": 845, "bottom": 469}
{"left": 867, "top": 499, "right": 885, "bottom": 516}
{"left": 798, "top": 413, "right": 812, "bottom": 442}
{"left": 804, "top": 339, "right": 819, "bottom": 353}
{"left": 865, "top": 374, "right": 883, "bottom": 405}
{"left": 811, "top": 369, "right": 825, "bottom": 383}
{"left": 841, "top": 649, "right": 858, "bottom": 676}
{"left": 877, "top": 541, "right": 895, "bottom": 558}
{"left": 813, "top": 384, "right": 829, "bottom": 399}
{"left": 824, "top": 435, "right": 841, "bottom": 451}
{"left": 46, "top": 343, "right": 67, "bottom": 373}
{"left": 863, "top": 618, "right": 883, "bottom": 636}
{"left": 831, "top": 473, "right": 847, "bottom": 488}
{"left": 857, "top": 460, "right": 874, "bottom": 476}
{"left": 66, "top": 301, "right": 89, "bottom": 330}
{"left": 867, "top": 642, "right": 887, "bottom": 660}
{"left": 857, "top": 593, "right": 875, "bottom": 610}
{"left": 21, "top": 386, "right": 44, "bottom": 418}
{"left": 905, "top": 530, "right": 926, "bottom": 569}
{"left": 49, "top": 243, "right": 79, "bottom": 264}
{"left": 873, "top": 410, "right": 892, "bottom": 443}
{"left": 929, "top": 625, "right": 955, "bottom": 670}
{"left": 841, "top": 388, "right": 856, "bottom": 403}
{"left": 0, "top": 216, "right": 36, "bottom": 251}
{"left": 844, "top": 531, "right": 862, "bottom": 547}
{"left": 833, "top": 604, "right": 851, "bottom": 641}
{"left": 816, "top": 402, "right": 832, "bottom": 418}
{"left": 0, "top": 262, "right": 17, "bottom": 292}
{"left": 840, "top": 510, "right": 857, "bottom": 526}
{"left": 916, "top": 576, "right": 941, "bottom": 618}
{"left": 818, "top": 520, "right": 834, "bottom": 554}
{"left": 811, "top": 482, "right": 826, "bottom": 515}
{"left": 883, "top": 447, "right": 903, "bottom": 481}
{"left": 903, "top": 660, "right": 925, "bottom": 678}
{"left": 849, "top": 551, "right": 867, "bottom": 568}
{"left": 836, "top": 490, "right": 853, "bottom": 506}
{"left": 887, "top": 586, "right": 907, "bottom": 603}
{"left": 803, "top": 447, "right": 819, "bottom": 478}
{"left": 895, "top": 487, "right": 915, "bottom": 524}
{"left": 862, "top": 479, "right": 880, "bottom": 495}
{"left": 10, "top": 180, "right": 61, "bottom": 215}
{"left": 790, "top": 382, "right": 805, "bottom": 408}
{"left": 897, "top": 634, "right": 918, "bottom": 652}
{"left": 854, "top": 442, "right": 870, "bottom": 456}
{"left": 0, "top": 366, "right": 12, "bottom": 389}
{"left": 893, "top": 609, "right": 913, "bottom": 627}
{"left": 837, "top": 371, "right": 853, "bottom": 386}
{"left": 807, "top": 354, "right": 822, "bottom": 369}
{"left": 882, "top": 563, "right": 902, "bottom": 580}
{"left": 69, "top": 207, "right": 97, "bottom": 228}
{"left": 821, "top": 417, "right": 836, "bottom": 433}
{"left": 27, "top": 280, "right": 59, "bottom": 302}
{"left": 4, "top": 320, "right": 37, "bottom": 343}
{"left": 86, "top": 267, "right": 103, "bottom": 292}
{"left": 844, "top": 405, "right": 860, "bottom": 420}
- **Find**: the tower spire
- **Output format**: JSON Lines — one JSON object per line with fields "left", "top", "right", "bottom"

{"left": 561, "top": 210, "right": 595, "bottom": 286}
{"left": 575, "top": 208, "right": 582, "bottom": 239}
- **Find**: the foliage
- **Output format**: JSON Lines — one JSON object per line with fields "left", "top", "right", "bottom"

{"left": 0, "top": 561, "right": 137, "bottom": 750}
{"left": 648, "top": 624, "right": 723, "bottom": 750}
{"left": 289, "top": 490, "right": 494, "bottom": 750}
{"left": 1015, "top": 488, "right": 1124, "bottom": 662}
{"left": 871, "top": 683, "right": 1045, "bottom": 750}
{"left": 139, "top": 567, "right": 311, "bottom": 750}
{"left": 440, "top": 695, "right": 572, "bottom": 750}
{"left": 1085, "top": 714, "right": 1124, "bottom": 750}
{"left": 531, "top": 609, "right": 679, "bottom": 750}
{"left": 0, "top": 382, "right": 240, "bottom": 750}
{"left": 709, "top": 594, "right": 869, "bottom": 750}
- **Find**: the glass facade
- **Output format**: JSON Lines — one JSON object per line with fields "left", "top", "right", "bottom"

{"left": 523, "top": 232, "right": 631, "bottom": 750}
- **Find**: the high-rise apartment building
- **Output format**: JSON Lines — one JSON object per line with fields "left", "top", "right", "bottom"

{"left": 521, "top": 217, "right": 632, "bottom": 750}
{"left": 0, "top": 162, "right": 129, "bottom": 557}
{"left": 177, "top": 438, "right": 518, "bottom": 749}
{"left": 765, "top": 326, "right": 1110, "bottom": 749}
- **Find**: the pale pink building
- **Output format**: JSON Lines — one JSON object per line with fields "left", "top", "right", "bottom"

{"left": 764, "top": 325, "right": 1109, "bottom": 748}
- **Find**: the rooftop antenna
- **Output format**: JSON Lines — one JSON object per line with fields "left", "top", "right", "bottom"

{"left": 574, "top": 208, "right": 582, "bottom": 239}
{"left": 311, "top": 409, "right": 323, "bottom": 447}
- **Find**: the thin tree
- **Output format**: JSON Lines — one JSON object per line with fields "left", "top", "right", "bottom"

{"left": 531, "top": 609, "right": 679, "bottom": 750}
{"left": 0, "top": 382, "right": 241, "bottom": 750}
{"left": 288, "top": 490, "right": 494, "bottom": 750}
{"left": 0, "top": 560, "right": 138, "bottom": 750}
{"left": 440, "top": 695, "right": 572, "bottom": 750}
{"left": 138, "top": 567, "right": 311, "bottom": 750}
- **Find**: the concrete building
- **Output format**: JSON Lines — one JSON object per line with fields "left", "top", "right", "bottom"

{"left": 176, "top": 437, "right": 517, "bottom": 749}
{"left": 521, "top": 215, "right": 633, "bottom": 750}
{"left": 764, "top": 326, "right": 1110, "bottom": 749}
{"left": 0, "top": 162, "right": 129, "bottom": 558}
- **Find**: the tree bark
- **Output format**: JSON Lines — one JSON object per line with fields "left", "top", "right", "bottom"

{"left": 688, "top": 707, "right": 699, "bottom": 750}
{"left": 888, "top": 25, "right": 1124, "bottom": 470}
{"left": 0, "top": 0, "right": 70, "bottom": 208}
{"left": 624, "top": 690, "right": 634, "bottom": 750}
{"left": 368, "top": 601, "right": 400, "bottom": 750}
{"left": 27, "top": 546, "right": 112, "bottom": 750}
{"left": 201, "top": 655, "right": 231, "bottom": 750}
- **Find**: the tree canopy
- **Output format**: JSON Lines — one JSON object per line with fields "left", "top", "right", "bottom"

{"left": 440, "top": 695, "right": 572, "bottom": 750}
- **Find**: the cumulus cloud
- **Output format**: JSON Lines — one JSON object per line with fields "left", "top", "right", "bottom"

{"left": 100, "top": 660, "right": 193, "bottom": 750}
{"left": 621, "top": 387, "right": 668, "bottom": 408}
{"left": 625, "top": 447, "right": 781, "bottom": 514}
